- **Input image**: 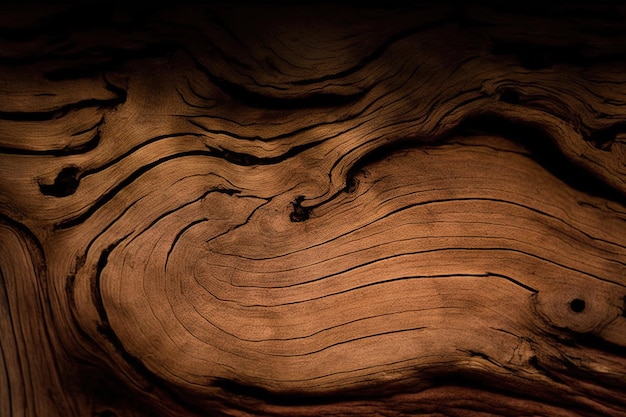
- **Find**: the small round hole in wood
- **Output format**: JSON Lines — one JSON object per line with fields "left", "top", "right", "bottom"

{"left": 569, "top": 298, "right": 586, "bottom": 313}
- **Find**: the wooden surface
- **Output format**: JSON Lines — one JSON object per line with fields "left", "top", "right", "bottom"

{"left": 1, "top": 4, "right": 626, "bottom": 416}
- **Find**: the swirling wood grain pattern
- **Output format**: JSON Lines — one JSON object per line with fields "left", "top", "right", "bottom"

{"left": 1, "top": 4, "right": 625, "bottom": 417}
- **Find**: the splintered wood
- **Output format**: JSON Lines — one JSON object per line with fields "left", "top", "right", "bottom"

{"left": 0, "top": 4, "right": 625, "bottom": 417}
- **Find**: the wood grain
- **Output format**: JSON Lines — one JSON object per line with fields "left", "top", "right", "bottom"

{"left": 0, "top": 4, "right": 625, "bottom": 416}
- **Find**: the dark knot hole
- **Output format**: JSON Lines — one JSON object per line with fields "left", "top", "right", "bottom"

{"left": 39, "top": 166, "right": 80, "bottom": 197}
{"left": 569, "top": 298, "right": 586, "bottom": 313}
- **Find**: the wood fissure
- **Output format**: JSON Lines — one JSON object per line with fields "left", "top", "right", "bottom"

{"left": 1, "top": 3, "right": 626, "bottom": 417}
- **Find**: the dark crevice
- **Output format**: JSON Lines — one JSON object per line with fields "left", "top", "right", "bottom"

{"left": 39, "top": 166, "right": 81, "bottom": 197}
{"left": 91, "top": 238, "right": 127, "bottom": 330}
{"left": 449, "top": 113, "right": 626, "bottom": 207}
{"left": 528, "top": 356, "right": 567, "bottom": 386}
{"left": 429, "top": 370, "right": 575, "bottom": 415}
{"left": 585, "top": 122, "right": 626, "bottom": 151}
{"left": 214, "top": 378, "right": 361, "bottom": 407}
{"left": 205, "top": 72, "right": 369, "bottom": 110}
{"left": 558, "top": 331, "right": 626, "bottom": 360}
{"left": 290, "top": 195, "right": 311, "bottom": 223}
{"left": 204, "top": 139, "right": 323, "bottom": 166}
{"left": 190, "top": 57, "right": 370, "bottom": 110}
{"left": 461, "top": 350, "right": 502, "bottom": 366}
{"left": 184, "top": 70, "right": 379, "bottom": 144}
{"left": 444, "top": 369, "right": 623, "bottom": 417}
{"left": 243, "top": 271, "right": 537, "bottom": 307}
{"left": 0, "top": 100, "right": 114, "bottom": 122}
{"left": 65, "top": 271, "right": 101, "bottom": 370}
{"left": 187, "top": 113, "right": 348, "bottom": 143}
{"left": 165, "top": 218, "right": 208, "bottom": 264}
{"left": 214, "top": 367, "right": 581, "bottom": 415}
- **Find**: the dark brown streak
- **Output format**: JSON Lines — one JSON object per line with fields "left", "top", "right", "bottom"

{"left": 0, "top": 76, "right": 126, "bottom": 122}
{"left": 211, "top": 377, "right": 386, "bottom": 409}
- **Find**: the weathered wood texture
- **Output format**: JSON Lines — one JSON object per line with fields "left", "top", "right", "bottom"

{"left": 1, "top": 3, "right": 626, "bottom": 416}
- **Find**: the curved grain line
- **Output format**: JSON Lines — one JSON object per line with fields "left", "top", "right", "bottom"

{"left": 221, "top": 197, "right": 626, "bottom": 262}
{"left": 55, "top": 151, "right": 215, "bottom": 230}
{"left": 194, "top": 272, "right": 537, "bottom": 308}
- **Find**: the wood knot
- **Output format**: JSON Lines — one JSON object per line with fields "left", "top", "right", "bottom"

{"left": 532, "top": 283, "right": 623, "bottom": 336}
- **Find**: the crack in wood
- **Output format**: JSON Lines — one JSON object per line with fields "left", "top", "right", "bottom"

{"left": 2, "top": 3, "right": 626, "bottom": 416}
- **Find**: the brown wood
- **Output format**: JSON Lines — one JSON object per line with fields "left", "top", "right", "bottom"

{"left": 1, "top": 3, "right": 625, "bottom": 416}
